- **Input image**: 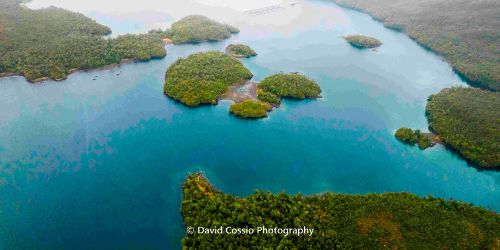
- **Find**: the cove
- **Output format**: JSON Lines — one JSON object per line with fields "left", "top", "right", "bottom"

{"left": 0, "top": 0, "right": 499, "bottom": 248}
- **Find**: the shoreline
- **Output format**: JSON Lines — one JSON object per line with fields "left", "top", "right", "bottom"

{"left": 332, "top": 1, "right": 499, "bottom": 92}
{"left": 426, "top": 127, "right": 500, "bottom": 171}
{"left": 224, "top": 47, "right": 257, "bottom": 59}
{"left": 0, "top": 58, "right": 141, "bottom": 84}
{"left": 220, "top": 81, "right": 258, "bottom": 103}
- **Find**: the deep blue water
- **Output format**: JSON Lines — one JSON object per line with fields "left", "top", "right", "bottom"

{"left": 1, "top": 1, "right": 499, "bottom": 249}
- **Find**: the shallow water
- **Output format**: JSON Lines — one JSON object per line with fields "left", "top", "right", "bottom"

{"left": 1, "top": 0, "right": 499, "bottom": 248}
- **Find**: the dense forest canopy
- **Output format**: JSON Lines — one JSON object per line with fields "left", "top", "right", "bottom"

{"left": 0, "top": 0, "right": 166, "bottom": 82}
{"left": 225, "top": 44, "right": 257, "bottom": 58}
{"left": 229, "top": 99, "right": 271, "bottom": 119}
{"left": 256, "top": 88, "right": 280, "bottom": 106}
{"left": 344, "top": 35, "right": 382, "bottom": 49}
{"left": 257, "top": 73, "right": 322, "bottom": 100}
{"left": 426, "top": 87, "right": 500, "bottom": 169}
{"left": 182, "top": 173, "right": 500, "bottom": 249}
{"left": 163, "top": 51, "right": 253, "bottom": 107}
{"left": 169, "top": 15, "right": 239, "bottom": 44}
{"left": 332, "top": 0, "right": 500, "bottom": 91}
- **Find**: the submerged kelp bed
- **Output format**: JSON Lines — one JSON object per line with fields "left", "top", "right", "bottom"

{"left": 181, "top": 173, "right": 500, "bottom": 249}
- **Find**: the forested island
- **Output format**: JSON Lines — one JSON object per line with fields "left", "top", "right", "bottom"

{"left": 395, "top": 128, "right": 434, "bottom": 149}
{"left": 228, "top": 73, "right": 322, "bottom": 119}
{"left": 0, "top": 0, "right": 167, "bottom": 82}
{"left": 163, "top": 51, "right": 253, "bottom": 107}
{"left": 331, "top": 0, "right": 500, "bottom": 91}
{"left": 227, "top": 73, "right": 323, "bottom": 119}
{"left": 181, "top": 173, "right": 500, "bottom": 249}
{"left": 229, "top": 100, "right": 271, "bottom": 119}
{"left": 344, "top": 35, "right": 382, "bottom": 49}
{"left": 168, "top": 15, "right": 239, "bottom": 44}
{"left": 257, "top": 73, "right": 322, "bottom": 103}
{"left": 225, "top": 44, "right": 257, "bottom": 58}
{"left": 426, "top": 87, "right": 500, "bottom": 169}
{"left": 163, "top": 51, "right": 321, "bottom": 119}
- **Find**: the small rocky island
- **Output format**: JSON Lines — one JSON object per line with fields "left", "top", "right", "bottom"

{"left": 395, "top": 127, "right": 435, "bottom": 149}
{"left": 229, "top": 99, "right": 272, "bottom": 119}
{"left": 168, "top": 15, "right": 239, "bottom": 44}
{"left": 225, "top": 44, "right": 257, "bottom": 58}
{"left": 344, "top": 35, "right": 382, "bottom": 49}
{"left": 164, "top": 51, "right": 252, "bottom": 107}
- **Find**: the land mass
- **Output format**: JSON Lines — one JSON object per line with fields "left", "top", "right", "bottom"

{"left": 0, "top": 0, "right": 167, "bottom": 83}
{"left": 331, "top": 0, "right": 500, "bottom": 91}
{"left": 227, "top": 72, "right": 323, "bottom": 119}
{"left": 395, "top": 128, "right": 435, "bottom": 150}
{"left": 182, "top": 173, "right": 500, "bottom": 249}
{"left": 225, "top": 44, "right": 257, "bottom": 58}
{"left": 426, "top": 87, "right": 500, "bottom": 169}
{"left": 257, "top": 72, "right": 322, "bottom": 104}
{"left": 163, "top": 51, "right": 253, "bottom": 107}
{"left": 229, "top": 99, "right": 271, "bottom": 119}
{"left": 164, "top": 51, "right": 321, "bottom": 119}
{"left": 344, "top": 35, "right": 382, "bottom": 49}
{"left": 168, "top": 15, "right": 239, "bottom": 44}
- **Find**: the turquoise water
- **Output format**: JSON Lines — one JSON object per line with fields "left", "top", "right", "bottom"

{"left": 1, "top": 1, "right": 499, "bottom": 248}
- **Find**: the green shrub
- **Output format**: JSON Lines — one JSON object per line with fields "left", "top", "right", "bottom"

{"left": 256, "top": 89, "right": 280, "bottom": 105}
{"left": 417, "top": 135, "right": 433, "bottom": 149}
{"left": 395, "top": 128, "right": 417, "bottom": 144}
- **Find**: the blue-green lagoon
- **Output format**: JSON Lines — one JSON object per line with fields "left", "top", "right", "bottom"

{"left": 1, "top": 0, "right": 499, "bottom": 248}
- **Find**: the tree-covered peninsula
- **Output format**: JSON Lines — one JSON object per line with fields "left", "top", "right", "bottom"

{"left": 257, "top": 73, "right": 322, "bottom": 103}
{"left": 168, "top": 15, "right": 239, "bottom": 44}
{"left": 181, "top": 173, "right": 500, "bottom": 249}
{"left": 426, "top": 87, "right": 500, "bottom": 169}
{"left": 0, "top": 0, "right": 167, "bottom": 82}
{"left": 331, "top": 0, "right": 500, "bottom": 91}
{"left": 395, "top": 128, "right": 434, "bottom": 149}
{"left": 163, "top": 51, "right": 253, "bottom": 107}
{"left": 229, "top": 99, "right": 271, "bottom": 119}
{"left": 225, "top": 44, "right": 257, "bottom": 58}
{"left": 344, "top": 35, "right": 382, "bottom": 49}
